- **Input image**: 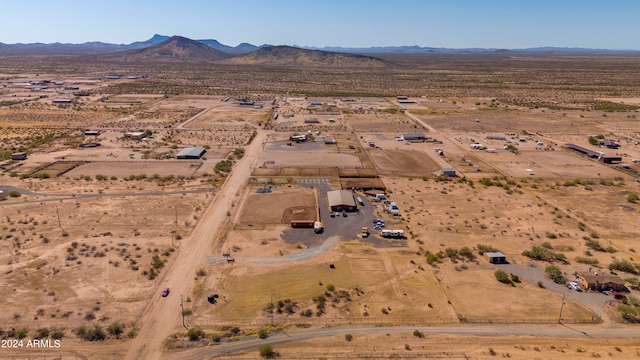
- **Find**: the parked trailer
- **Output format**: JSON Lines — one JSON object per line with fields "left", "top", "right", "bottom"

{"left": 291, "top": 220, "right": 315, "bottom": 228}
{"left": 380, "top": 229, "right": 404, "bottom": 238}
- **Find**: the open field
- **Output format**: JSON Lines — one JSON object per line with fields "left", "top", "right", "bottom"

{"left": 1, "top": 54, "right": 640, "bottom": 358}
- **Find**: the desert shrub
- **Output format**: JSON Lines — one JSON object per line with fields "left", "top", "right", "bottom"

{"left": 494, "top": 269, "right": 511, "bottom": 284}
{"left": 257, "top": 328, "right": 268, "bottom": 339}
{"left": 458, "top": 246, "right": 475, "bottom": 261}
{"left": 34, "top": 328, "right": 49, "bottom": 339}
{"left": 413, "top": 329, "right": 425, "bottom": 338}
{"left": 15, "top": 328, "right": 29, "bottom": 339}
{"left": 233, "top": 148, "right": 245, "bottom": 159}
{"left": 510, "top": 274, "right": 520, "bottom": 283}
{"left": 609, "top": 260, "right": 640, "bottom": 275}
{"left": 107, "top": 322, "right": 123, "bottom": 337}
{"left": 210, "top": 334, "right": 222, "bottom": 342}
{"left": 477, "top": 244, "right": 500, "bottom": 255}
{"left": 214, "top": 160, "right": 232, "bottom": 172}
{"left": 522, "top": 246, "right": 566, "bottom": 263}
{"left": 187, "top": 327, "right": 205, "bottom": 341}
{"left": 151, "top": 255, "right": 165, "bottom": 269}
{"left": 50, "top": 328, "right": 64, "bottom": 340}
{"left": 627, "top": 193, "right": 639, "bottom": 203}
{"left": 345, "top": 334, "right": 353, "bottom": 341}
{"left": 76, "top": 324, "right": 106, "bottom": 341}
{"left": 259, "top": 344, "right": 277, "bottom": 358}
{"left": 425, "top": 251, "right": 441, "bottom": 265}
{"left": 586, "top": 239, "right": 605, "bottom": 252}
{"left": 575, "top": 257, "right": 599, "bottom": 265}
{"left": 9, "top": 190, "right": 21, "bottom": 198}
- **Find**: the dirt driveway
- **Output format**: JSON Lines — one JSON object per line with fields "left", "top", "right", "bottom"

{"left": 496, "top": 262, "right": 614, "bottom": 322}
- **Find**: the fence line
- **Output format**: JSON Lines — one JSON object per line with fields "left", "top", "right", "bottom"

{"left": 192, "top": 315, "right": 601, "bottom": 328}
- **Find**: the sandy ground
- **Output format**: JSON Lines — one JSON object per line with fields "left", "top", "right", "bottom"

{"left": 2, "top": 88, "right": 640, "bottom": 359}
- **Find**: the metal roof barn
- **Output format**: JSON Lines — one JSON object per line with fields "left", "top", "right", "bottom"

{"left": 176, "top": 147, "right": 206, "bottom": 159}
{"left": 402, "top": 132, "right": 426, "bottom": 141}
{"left": 327, "top": 190, "right": 357, "bottom": 212}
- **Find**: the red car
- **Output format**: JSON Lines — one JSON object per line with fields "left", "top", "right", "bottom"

{"left": 161, "top": 288, "right": 170, "bottom": 297}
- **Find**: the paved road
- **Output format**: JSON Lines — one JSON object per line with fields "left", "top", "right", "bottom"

{"left": 124, "top": 130, "right": 267, "bottom": 360}
{"left": 163, "top": 323, "right": 640, "bottom": 359}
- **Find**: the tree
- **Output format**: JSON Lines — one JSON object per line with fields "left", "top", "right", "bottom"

{"left": 545, "top": 265, "right": 565, "bottom": 284}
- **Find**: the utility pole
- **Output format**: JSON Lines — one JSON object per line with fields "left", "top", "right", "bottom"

{"left": 558, "top": 293, "right": 566, "bottom": 324}
{"left": 270, "top": 293, "right": 274, "bottom": 327}
{"left": 55, "top": 206, "right": 65, "bottom": 234}
{"left": 180, "top": 295, "right": 187, "bottom": 329}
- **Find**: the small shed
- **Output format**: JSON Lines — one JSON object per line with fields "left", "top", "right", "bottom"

{"left": 124, "top": 132, "right": 145, "bottom": 140}
{"left": 487, "top": 134, "right": 507, "bottom": 140}
{"left": 601, "top": 156, "right": 622, "bottom": 164}
{"left": 599, "top": 139, "right": 619, "bottom": 149}
{"left": 441, "top": 168, "right": 457, "bottom": 177}
{"left": 11, "top": 152, "right": 27, "bottom": 160}
{"left": 176, "top": 147, "right": 206, "bottom": 159}
{"left": 486, "top": 252, "right": 506, "bottom": 264}
{"left": 291, "top": 220, "right": 315, "bottom": 228}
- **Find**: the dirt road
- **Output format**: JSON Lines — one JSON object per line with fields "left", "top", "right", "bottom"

{"left": 124, "top": 130, "right": 267, "bottom": 360}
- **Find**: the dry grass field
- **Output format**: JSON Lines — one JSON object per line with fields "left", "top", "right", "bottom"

{"left": 2, "top": 53, "right": 640, "bottom": 358}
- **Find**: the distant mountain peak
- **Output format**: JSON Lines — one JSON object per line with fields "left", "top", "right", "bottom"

{"left": 98, "top": 35, "right": 232, "bottom": 63}
{"left": 224, "top": 45, "right": 391, "bottom": 68}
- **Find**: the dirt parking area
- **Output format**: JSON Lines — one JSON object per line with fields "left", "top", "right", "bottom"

{"left": 237, "top": 187, "right": 317, "bottom": 225}
{"left": 64, "top": 160, "right": 202, "bottom": 178}
{"left": 368, "top": 148, "right": 440, "bottom": 176}
{"left": 257, "top": 140, "right": 363, "bottom": 168}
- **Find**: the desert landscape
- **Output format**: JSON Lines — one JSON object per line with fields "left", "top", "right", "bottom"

{"left": 1, "top": 36, "right": 640, "bottom": 359}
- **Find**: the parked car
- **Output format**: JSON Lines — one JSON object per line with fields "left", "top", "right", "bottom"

{"left": 342, "top": 210, "right": 347, "bottom": 217}
{"left": 329, "top": 211, "right": 335, "bottom": 218}
{"left": 567, "top": 282, "right": 582, "bottom": 292}
{"left": 161, "top": 288, "right": 170, "bottom": 297}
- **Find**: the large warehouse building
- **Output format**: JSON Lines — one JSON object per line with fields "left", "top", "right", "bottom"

{"left": 401, "top": 132, "right": 426, "bottom": 141}
{"left": 176, "top": 147, "right": 206, "bottom": 159}
{"left": 327, "top": 190, "right": 357, "bottom": 212}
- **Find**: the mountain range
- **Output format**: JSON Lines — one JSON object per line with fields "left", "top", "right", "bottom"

{"left": 1, "top": 34, "right": 636, "bottom": 56}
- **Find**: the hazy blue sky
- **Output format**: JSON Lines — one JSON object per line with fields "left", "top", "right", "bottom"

{"left": 1, "top": 0, "right": 638, "bottom": 49}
